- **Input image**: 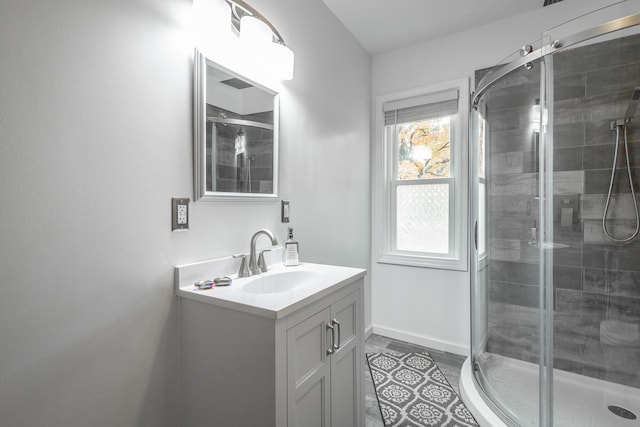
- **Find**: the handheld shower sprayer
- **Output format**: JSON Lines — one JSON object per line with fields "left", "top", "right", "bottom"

{"left": 602, "top": 87, "right": 640, "bottom": 242}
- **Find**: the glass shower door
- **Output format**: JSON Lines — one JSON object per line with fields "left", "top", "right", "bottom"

{"left": 471, "top": 55, "right": 546, "bottom": 426}
{"left": 542, "top": 13, "right": 640, "bottom": 426}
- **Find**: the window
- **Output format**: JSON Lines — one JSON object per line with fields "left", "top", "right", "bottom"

{"left": 373, "top": 79, "right": 469, "bottom": 270}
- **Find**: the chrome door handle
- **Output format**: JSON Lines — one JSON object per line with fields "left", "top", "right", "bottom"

{"left": 474, "top": 220, "right": 478, "bottom": 250}
{"left": 332, "top": 319, "right": 341, "bottom": 350}
{"left": 326, "top": 322, "right": 335, "bottom": 355}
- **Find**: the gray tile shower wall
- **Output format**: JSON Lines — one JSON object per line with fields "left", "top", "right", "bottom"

{"left": 478, "top": 32, "right": 640, "bottom": 388}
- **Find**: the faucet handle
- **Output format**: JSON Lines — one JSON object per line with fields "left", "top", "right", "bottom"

{"left": 233, "top": 253, "right": 250, "bottom": 278}
{"left": 258, "top": 249, "right": 271, "bottom": 273}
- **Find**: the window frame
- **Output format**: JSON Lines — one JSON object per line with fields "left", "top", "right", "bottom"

{"left": 373, "top": 78, "right": 469, "bottom": 271}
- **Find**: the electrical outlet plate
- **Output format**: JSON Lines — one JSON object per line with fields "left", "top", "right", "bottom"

{"left": 281, "top": 200, "right": 290, "bottom": 223}
{"left": 172, "top": 198, "right": 190, "bottom": 231}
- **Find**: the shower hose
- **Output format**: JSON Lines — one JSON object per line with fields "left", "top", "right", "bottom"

{"left": 602, "top": 124, "right": 640, "bottom": 242}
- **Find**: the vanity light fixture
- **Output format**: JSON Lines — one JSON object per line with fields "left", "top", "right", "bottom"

{"left": 204, "top": 0, "right": 294, "bottom": 81}
{"left": 231, "top": 0, "right": 294, "bottom": 80}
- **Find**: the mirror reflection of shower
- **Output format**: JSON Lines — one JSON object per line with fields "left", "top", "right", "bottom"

{"left": 206, "top": 106, "right": 274, "bottom": 194}
{"left": 200, "top": 62, "right": 277, "bottom": 197}
{"left": 602, "top": 87, "right": 640, "bottom": 242}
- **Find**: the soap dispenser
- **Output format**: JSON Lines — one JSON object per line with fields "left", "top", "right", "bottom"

{"left": 284, "top": 226, "right": 300, "bottom": 266}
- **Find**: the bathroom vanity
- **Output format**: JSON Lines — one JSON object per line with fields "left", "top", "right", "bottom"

{"left": 175, "top": 254, "right": 366, "bottom": 427}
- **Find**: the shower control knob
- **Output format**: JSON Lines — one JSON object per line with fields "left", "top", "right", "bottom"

{"left": 520, "top": 45, "right": 533, "bottom": 56}
{"left": 551, "top": 40, "right": 562, "bottom": 49}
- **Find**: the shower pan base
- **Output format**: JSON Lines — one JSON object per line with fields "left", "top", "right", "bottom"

{"left": 460, "top": 354, "right": 640, "bottom": 427}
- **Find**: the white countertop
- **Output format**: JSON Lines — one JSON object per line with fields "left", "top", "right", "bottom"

{"left": 175, "top": 252, "right": 366, "bottom": 319}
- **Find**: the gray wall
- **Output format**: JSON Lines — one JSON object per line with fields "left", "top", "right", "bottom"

{"left": 0, "top": 0, "right": 371, "bottom": 425}
{"left": 483, "top": 32, "right": 640, "bottom": 387}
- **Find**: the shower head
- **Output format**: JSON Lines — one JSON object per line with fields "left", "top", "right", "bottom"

{"left": 624, "top": 87, "right": 640, "bottom": 123}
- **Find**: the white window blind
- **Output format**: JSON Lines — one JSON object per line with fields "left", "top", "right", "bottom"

{"left": 384, "top": 89, "right": 459, "bottom": 125}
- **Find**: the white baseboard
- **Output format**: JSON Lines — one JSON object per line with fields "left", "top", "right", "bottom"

{"left": 371, "top": 325, "right": 469, "bottom": 356}
{"left": 365, "top": 324, "right": 374, "bottom": 340}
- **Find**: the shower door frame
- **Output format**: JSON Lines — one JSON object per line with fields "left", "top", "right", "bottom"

{"left": 469, "top": 12, "right": 640, "bottom": 427}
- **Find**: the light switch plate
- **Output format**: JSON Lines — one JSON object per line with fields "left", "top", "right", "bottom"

{"left": 281, "top": 200, "right": 290, "bottom": 223}
{"left": 172, "top": 198, "right": 190, "bottom": 231}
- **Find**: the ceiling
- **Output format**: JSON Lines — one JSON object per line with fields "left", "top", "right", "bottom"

{"left": 321, "top": 0, "right": 546, "bottom": 55}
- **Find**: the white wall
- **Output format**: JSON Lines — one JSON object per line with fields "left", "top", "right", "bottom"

{"left": 0, "top": 0, "right": 370, "bottom": 425}
{"left": 370, "top": 0, "right": 639, "bottom": 355}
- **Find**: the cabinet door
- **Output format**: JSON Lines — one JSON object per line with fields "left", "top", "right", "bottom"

{"left": 287, "top": 307, "right": 331, "bottom": 427}
{"left": 330, "top": 290, "right": 362, "bottom": 427}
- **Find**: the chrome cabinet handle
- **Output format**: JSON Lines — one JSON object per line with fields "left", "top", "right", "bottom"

{"left": 326, "top": 322, "right": 335, "bottom": 355}
{"left": 332, "top": 319, "right": 341, "bottom": 350}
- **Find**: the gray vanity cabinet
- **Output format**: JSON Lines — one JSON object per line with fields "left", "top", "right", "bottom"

{"left": 286, "top": 288, "right": 362, "bottom": 427}
{"left": 179, "top": 275, "right": 364, "bottom": 427}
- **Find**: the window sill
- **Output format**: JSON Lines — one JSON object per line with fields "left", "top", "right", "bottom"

{"left": 377, "top": 252, "right": 468, "bottom": 272}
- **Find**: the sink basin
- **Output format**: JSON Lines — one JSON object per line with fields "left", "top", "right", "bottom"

{"left": 243, "top": 270, "right": 321, "bottom": 294}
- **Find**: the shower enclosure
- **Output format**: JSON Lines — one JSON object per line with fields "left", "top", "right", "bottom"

{"left": 465, "top": 6, "right": 640, "bottom": 427}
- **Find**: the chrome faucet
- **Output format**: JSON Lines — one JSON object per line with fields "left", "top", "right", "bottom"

{"left": 233, "top": 253, "right": 250, "bottom": 278}
{"left": 248, "top": 229, "right": 278, "bottom": 276}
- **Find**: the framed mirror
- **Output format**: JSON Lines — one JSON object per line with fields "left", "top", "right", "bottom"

{"left": 194, "top": 48, "right": 279, "bottom": 201}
